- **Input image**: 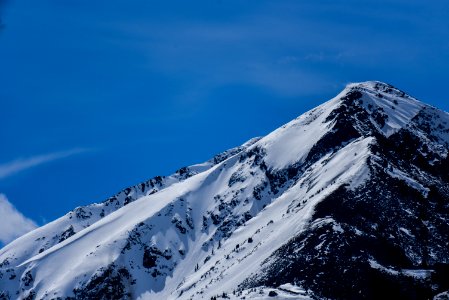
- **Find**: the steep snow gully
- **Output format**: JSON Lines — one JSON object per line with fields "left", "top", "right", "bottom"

{"left": 2, "top": 81, "right": 449, "bottom": 300}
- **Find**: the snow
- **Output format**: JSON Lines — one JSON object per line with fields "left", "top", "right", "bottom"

{"left": 407, "top": 106, "right": 449, "bottom": 159}
{"left": 399, "top": 227, "right": 414, "bottom": 237}
{"left": 166, "top": 139, "right": 373, "bottom": 299}
{"left": 256, "top": 81, "right": 426, "bottom": 171}
{"left": 20, "top": 175, "right": 202, "bottom": 298}
{"left": 0, "top": 137, "right": 259, "bottom": 274}
{"left": 228, "top": 286, "right": 312, "bottom": 300}
{"left": 279, "top": 283, "right": 308, "bottom": 294}
{"left": 386, "top": 166, "right": 430, "bottom": 197}
{"left": 401, "top": 269, "right": 432, "bottom": 279}
{"left": 255, "top": 96, "right": 340, "bottom": 170}
{"left": 302, "top": 137, "right": 373, "bottom": 194}
{"left": 1, "top": 81, "right": 445, "bottom": 299}
{"left": 434, "top": 291, "right": 449, "bottom": 300}
{"left": 369, "top": 259, "right": 432, "bottom": 280}
{"left": 368, "top": 259, "right": 399, "bottom": 276}
{"left": 348, "top": 81, "right": 425, "bottom": 137}
{"left": 139, "top": 286, "right": 312, "bottom": 300}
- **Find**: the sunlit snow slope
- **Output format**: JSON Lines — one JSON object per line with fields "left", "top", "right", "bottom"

{"left": 2, "top": 81, "right": 449, "bottom": 300}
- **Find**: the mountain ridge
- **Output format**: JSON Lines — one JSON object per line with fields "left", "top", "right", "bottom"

{"left": 1, "top": 81, "right": 449, "bottom": 300}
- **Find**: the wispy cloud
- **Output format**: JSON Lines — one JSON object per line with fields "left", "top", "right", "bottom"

{"left": 0, "top": 148, "right": 89, "bottom": 180}
{"left": 104, "top": 0, "right": 442, "bottom": 101}
{"left": 0, "top": 194, "right": 37, "bottom": 246}
{"left": 111, "top": 18, "right": 335, "bottom": 98}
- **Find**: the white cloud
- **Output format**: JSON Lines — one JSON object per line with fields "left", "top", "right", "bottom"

{"left": 0, "top": 148, "right": 89, "bottom": 180}
{"left": 0, "top": 194, "right": 37, "bottom": 245}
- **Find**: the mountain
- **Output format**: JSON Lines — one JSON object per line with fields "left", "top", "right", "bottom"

{"left": 1, "top": 81, "right": 449, "bottom": 300}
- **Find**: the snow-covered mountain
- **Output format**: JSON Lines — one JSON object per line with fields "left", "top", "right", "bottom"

{"left": 2, "top": 81, "right": 449, "bottom": 300}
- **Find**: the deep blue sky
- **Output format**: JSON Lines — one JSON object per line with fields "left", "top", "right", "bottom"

{"left": 1, "top": 0, "right": 449, "bottom": 232}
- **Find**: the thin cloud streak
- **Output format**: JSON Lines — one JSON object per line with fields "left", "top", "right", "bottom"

{"left": 110, "top": 3, "right": 430, "bottom": 100}
{"left": 0, "top": 148, "right": 90, "bottom": 180}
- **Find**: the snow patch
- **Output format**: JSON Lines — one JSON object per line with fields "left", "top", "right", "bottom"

{"left": 347, "top": 81, "right": 425, "bottom": 136}
{"left": 256, "top": 98, "right": 340, "bottom": 170}
{"left": 387, "top": 167, "right": 430, "bottom": 197}
{"left": 368, "top": 259, "right": 399, "bottom": 276}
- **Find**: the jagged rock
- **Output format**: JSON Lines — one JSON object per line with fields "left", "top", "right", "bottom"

{"left": 2, "top": 81, "right": 449, "bottom": 300}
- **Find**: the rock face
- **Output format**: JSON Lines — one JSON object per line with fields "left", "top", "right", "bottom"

{"left": 1, "top": 81, "right": 449, "bottom": 300}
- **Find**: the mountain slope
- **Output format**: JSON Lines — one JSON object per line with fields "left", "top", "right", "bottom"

{"left": 1, "top": 81, "right": 449, "bottom": 300}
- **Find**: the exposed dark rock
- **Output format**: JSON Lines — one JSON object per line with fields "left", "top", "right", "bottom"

{"left": 72, "top": 264, "right": 133, "bottom": 300}
{"left": 59, "top": 225, "right": 76, "bottom": 243}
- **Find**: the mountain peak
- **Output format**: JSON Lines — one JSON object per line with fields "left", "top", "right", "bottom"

{"left": 256, "top": 81, "right": 426, "bottom": 170}
{"left": 335, "top": 81, "right": 426, "bottom": 137}
{"left": 347, "top": 80, "right": 396, "bottom": 91}
{"left": 345, "top": 80, "right": 411, "bottom": 97}
{"left": 341, "top": 80, "right": 421, "bottom": 107}
{"left": 2, "top": 82, "right": 449, "bottom": 300}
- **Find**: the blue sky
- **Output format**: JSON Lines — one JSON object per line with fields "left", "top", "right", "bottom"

{"left": 1, "top": 0, "right": 449, "bottom": 245}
